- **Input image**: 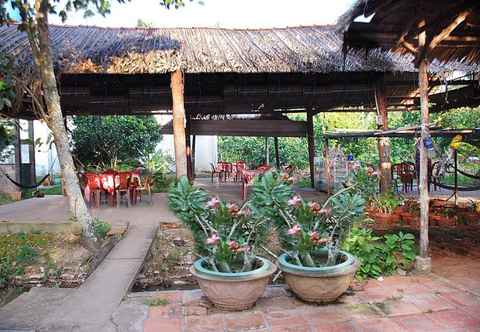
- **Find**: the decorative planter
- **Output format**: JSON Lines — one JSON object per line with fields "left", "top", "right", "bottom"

{"left": 400, "top": 212, "right": 420, "bottom": 227}
{"left": 278, "top": 250, "right": 359, "bottom": 303}
{"left": 368, "top": 211, "right": 398, "bottom": 229}
{"left": 190, "top": 256, "right": 276, "bottom": 311}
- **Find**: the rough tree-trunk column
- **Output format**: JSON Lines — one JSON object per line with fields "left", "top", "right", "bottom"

{"left": 416, "top": 27, "right": 432, "bottom": 273}
{"left": 27, "top": 1, "right": 96, "bottom": 246}
{"left": 170, "top": 69, "right": 188, "bottom": 178}
{"left": 375, "top": 78, "right": 392, "bottom": 193}
{"left": 274, "top": 137, "right": 280, "bottom": 169}
{"left": 185, "top": 111, "right": 193, "bottom": 181}
{"left": 307, "top": 112, "right": 315, "bottom": 188}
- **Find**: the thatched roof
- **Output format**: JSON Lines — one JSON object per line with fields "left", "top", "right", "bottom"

{"left": 339, "top": 0, "right": 480, "bottom": 65}
{"left": 0, "top": 24, "right": 424, "bottom": 74}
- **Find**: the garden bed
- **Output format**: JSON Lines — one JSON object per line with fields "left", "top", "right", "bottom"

{"left": 0, "top": 227, "right": 121, "bottom": 307}
{"left": 133, "top": 223, "right": 197, "bottom": 291}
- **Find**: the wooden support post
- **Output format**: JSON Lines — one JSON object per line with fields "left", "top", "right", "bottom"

{"left": 416, "top": 25, "right": 432, "bottom": 272}
{"left": 375, "top": 77, "right": 392, "bottom": 193}
{"left": 185, "top": 112, "right": 193, "bottom": 181}
{"left": 170, "top": 69, "right": 188, "bottom": 179}
{"left": 274, "top": 137, "right": 280, "bottom": 169}
{"left": 264, "top": 137, "right": 270, "bottom": 165}
{"left": 14, "top": 120, "right": 21, "bottom": 183}
{"left": 27, "top": 120, "right": 36, "bottom": 186}
{"left": 323, "top": 136, "right": 331, "bottom": 194}
{"left": 307, "top": 112, "right": 315, "bottom": 188}
{"left": 192, "top": 135, "right": 196, "bottom": 179}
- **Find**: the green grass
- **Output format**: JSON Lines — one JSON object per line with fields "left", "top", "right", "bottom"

{"left": 0, "top": 193, "right": 14, "bottom": 206}
{"left": 144, "top": 298, "right": 169, "bottom": 306}
{"left": 39, "top": 185, "right": 63, "bottom": 195}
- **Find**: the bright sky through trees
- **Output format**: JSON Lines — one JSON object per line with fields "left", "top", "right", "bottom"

{"left": 49, "top": 0, "right": 354, "bottom": 28}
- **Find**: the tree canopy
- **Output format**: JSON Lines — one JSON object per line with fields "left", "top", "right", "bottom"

{"left": 218, "top": 108, "right": 480, "bottom": 170}
{"left": 72, "top": 115, "right": 162, "bottom": 167}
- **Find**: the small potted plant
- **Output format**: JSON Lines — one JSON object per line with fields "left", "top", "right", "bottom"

{"left": 168, "top": 177, "right": 276, "bottom": 310}
{"left": 251, "top": 172, "right": 364, "bottom": 303}
{"left": 368, "top": 191, "right": 404, "bottom": 228}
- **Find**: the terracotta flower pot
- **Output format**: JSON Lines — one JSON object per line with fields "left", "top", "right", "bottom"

{"left": 190, "top": 256, "right": 276, "bottom": 311}
{"left": 278, "top": 251, "right": 359, "bottom": 303}
{"left": 368, "top": 211, "right": 395, "bottom": 229}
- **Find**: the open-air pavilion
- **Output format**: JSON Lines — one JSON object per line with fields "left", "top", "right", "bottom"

{"left": 1, "top": 24, "right": 478, "bottom": 189}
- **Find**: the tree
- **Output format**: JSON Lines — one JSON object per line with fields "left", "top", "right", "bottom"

{"left": 72, "top": 115, "right": 161, "bottom": 167}
{"left": 0, "top": 55, "right": 15, "bottom": 162}
{"left": 0, "top": 0, "right": 197, "bottom": 249}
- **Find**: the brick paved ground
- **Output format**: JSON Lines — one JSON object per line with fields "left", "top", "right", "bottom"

{"left": 139, "top": 270, "right": 480, "bottom": 332}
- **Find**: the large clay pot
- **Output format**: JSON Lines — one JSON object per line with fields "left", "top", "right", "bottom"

{"left": 190, "top": 256, "right": 276, "bottom": 311}
{"left": 278, "top": 250, "right": 359, "bottom": 303}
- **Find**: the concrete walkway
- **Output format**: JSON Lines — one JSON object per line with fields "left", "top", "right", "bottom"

{"left": 0, "top": 193, "right": 179, "bottom": 226}
{"left": 0, "top": 216, "right": 160, "bottom": 331}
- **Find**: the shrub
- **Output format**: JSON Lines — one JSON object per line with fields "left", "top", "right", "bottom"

{"left": 93, "top": 219, "right": 111, "bottom": 240}
{"left": 371, "top": 191, "right": 404, "bottom": 214}
{"left": 343, "top": 227, "right": 417, "bottom": 279}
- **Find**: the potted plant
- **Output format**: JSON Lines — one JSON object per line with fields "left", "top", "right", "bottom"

{"left": 250, "top": 172, "right": 364, "bottom": 303}
{"left": 368, "top": 191, "right": 404, "bottom": 228}
{"left": 168, "top": 177, "right": 276, "bottom": 310}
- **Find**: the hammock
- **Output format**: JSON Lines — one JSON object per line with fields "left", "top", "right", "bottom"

{"left": 432, "top": 179, "right": 480, "bottom": 192}
{"left": 4, "top": 173, "right": 51, "bottom": 190}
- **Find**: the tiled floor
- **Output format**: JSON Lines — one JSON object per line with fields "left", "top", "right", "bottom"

{"left": 139, "top": 271, "right": 480, "bottom": 332}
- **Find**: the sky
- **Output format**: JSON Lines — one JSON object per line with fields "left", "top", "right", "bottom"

{"left": 46, "top": 0, "right": 355, "bottom": 28}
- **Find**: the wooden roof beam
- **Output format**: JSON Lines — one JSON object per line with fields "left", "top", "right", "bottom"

{"left": 428, "top": 9, "right": 473, "bottom": 51}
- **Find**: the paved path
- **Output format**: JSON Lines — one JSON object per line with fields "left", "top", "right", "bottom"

{"left": 0, "top": 193, "right": 179, "bottom": 225}
{"left": 118, "top": 272, "right": 480, "bottom": 332}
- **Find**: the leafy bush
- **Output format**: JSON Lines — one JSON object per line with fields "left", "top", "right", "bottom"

{"left": 250, "top": 171, "right": 365, "bottom": 267}
{"left": 144, "top": 152, "right": 175, "bottom": 192}
{"left": 168, "top": 177, "right": 269, "bottom": 273}
{"left": 72, "top": 115, "right": 162, "bottom": 167}
{"left": 343, "top": 228, "right": 417, "bottom": 279}
{"left": 371, "top": 191, "right": 404, "bottom": 214}
{"left": 93, "top": 219, "right": 111, "bottom": 240}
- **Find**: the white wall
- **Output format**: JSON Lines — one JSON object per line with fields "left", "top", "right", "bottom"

{"left": 155, "top": 115, "right": 218, "bottom": 173}
{"left": 33, "top": 120, "right": 60, "bottom": 177}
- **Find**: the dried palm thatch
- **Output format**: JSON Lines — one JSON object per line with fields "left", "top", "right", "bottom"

{"left": 338, "top": 0, "right": 480, "bottom": 66}
{"left": 0, "top": 24, "right": 425, "bottom": 74}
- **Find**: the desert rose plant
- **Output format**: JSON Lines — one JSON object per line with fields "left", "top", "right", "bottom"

{"left": 168, "top": 176, "right": 269, "bottom": 273}
{"left": 250, "top": 171, "right": 365, "bottom": 267}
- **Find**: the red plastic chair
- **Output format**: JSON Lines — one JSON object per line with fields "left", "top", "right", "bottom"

{"left": 100, "top": 170, "right": 116, "bottom": 207}
{"left": 115, "top": 171, "right": 132, "bottom": 208}
{"left": 234, "top": 161, "right": 247, "bottom": 182}
{"left": 84, "top": 172, "right": 101, "bottom": 208}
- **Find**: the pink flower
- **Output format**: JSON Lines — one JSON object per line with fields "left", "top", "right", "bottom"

{"left": 237, "top": 207, "right": 251, "bottom": 217}
{"left": 206, "top": 233, "right": 220, "bottom": 245}
{"left": 237, "top": 244, "right": 251, "bottom": 253}
{"left": 228, "top": 240, "right": 240, "bottom": 251}
{"left": 308, "top": 201, "right": 321, "bottom": 215}
{"left": 288, "top": 195, "right": 302, "bottom": 208}
{"left": 287, "top": 224, "right": 301, "bottom": 236}
{"left": 227, "top": 202, "right": 240, "bottom": 215}
{"left": 310, "top": 231, "right": 328, "bottom": 245}
{"left": 206, "top": 197, "right": 221, "bottom": 209}
{"left": 319, "top": 207, "right": 332, "bottom": 216}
